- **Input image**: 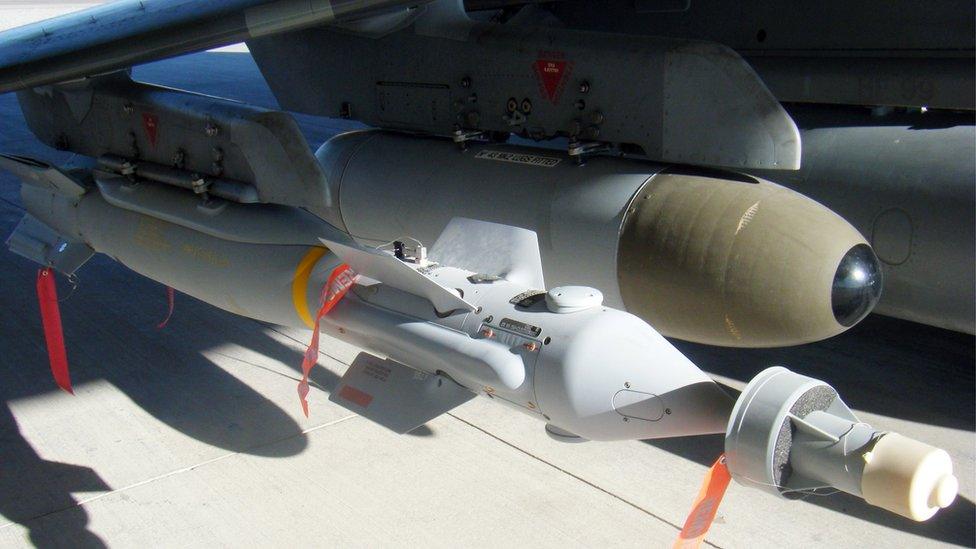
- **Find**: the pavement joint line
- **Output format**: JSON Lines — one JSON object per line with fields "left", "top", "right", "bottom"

{"left": 265, "top": 324, "right": 349, "bottom": 368}
{"left": 208, "top": 349, "right": 306, "bottom": 384}
{"left": 445, "top": 412, "right": 725, "bottom": 549}
{"left": 0, "top": 414, "right": 357, "bottom": 530}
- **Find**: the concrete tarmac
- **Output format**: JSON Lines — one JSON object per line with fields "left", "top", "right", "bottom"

{"left": 0, "top": 50, "right": 973, "bottom": 548}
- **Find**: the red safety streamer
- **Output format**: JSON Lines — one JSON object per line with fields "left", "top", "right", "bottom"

{"left": 674, "top": 454, "right": 732, "bottom": 549}
{"left": 35, "top": 268, "right": 73, "bottom": 394}
{"left": 156, "top": 286, "right": 175, "bottom": 329}
{"left": 297, "top": 263, "right": 357, "bottom": 417}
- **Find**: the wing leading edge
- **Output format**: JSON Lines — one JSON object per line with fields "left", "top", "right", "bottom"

{"left": 0, "top": 0, "right": 427, "bottom": 93}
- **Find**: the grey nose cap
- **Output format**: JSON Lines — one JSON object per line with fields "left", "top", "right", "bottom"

{"left": 832, "top": 244, "right": 884, "bottom": 327}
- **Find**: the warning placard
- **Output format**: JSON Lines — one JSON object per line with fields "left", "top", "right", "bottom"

{"left": 533, "top": 51, "right": 573, "bottom": 105}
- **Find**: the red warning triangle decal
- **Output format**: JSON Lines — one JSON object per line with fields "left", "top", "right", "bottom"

{"left": 533, "top": 57, "right": 572, "bottom": 104}
{"left": 142, "top": 112, "right": 159, "bottom": 148}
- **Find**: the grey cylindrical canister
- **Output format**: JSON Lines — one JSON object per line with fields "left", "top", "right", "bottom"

{"left": 318, "top": 130, "right": 882, "bottom": 348}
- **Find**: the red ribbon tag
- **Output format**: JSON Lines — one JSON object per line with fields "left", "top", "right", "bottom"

{"left": 674, "top": 454, "right": 731, "bottom": 548}
{"left": 36, "top": 268, "right": 73, "bottom": 394}
{"left": 156, "top": 286, "right": 175, "bottom": 329}
{"left": 297, "top": 263, "right": 357, "bottom": 416}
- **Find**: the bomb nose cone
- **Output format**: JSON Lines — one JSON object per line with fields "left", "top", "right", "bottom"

{"left": 832, "top": 244, "right": 883, "bottom": 327}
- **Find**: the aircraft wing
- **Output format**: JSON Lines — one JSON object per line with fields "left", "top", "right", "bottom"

{"left": 0, "top": 0, "right": 425, "bottom": 93}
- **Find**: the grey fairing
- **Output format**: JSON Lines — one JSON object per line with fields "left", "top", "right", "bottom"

{"left": 752, "top": 108, "right": 976, "bottom": 334}
{"left": 16, "top": 73, "right": 343, "bottom": 229}
{"left": 249, "top": 1, "right": 800, "bottom": 170}
{"left": 544, "top": 0, "right": 975, "bottom": 110}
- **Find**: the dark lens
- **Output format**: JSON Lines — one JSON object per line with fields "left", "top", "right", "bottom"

{"left": 832, "top": 244, "right": 884, "bottom": 327}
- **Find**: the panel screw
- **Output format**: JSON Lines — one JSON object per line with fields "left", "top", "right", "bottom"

{"left": 211, "top": 147, "right": 224, "bottom": 176}
{"left": 460, "top": 76, "right": 472, "bottom": 88}
{"left": 624, "top": 382, "right": 631, "bottom": 388}
{"left": 578, "top": 80, "right": 590, "bottom": 93}
{"left": 127, "top": 131, "right": 139, "bottom": 158}
{"left": 172, "top": 148, "right": 186, "bottom": 169}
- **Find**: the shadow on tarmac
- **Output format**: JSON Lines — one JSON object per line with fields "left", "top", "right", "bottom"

{"left": 0, "top": 403, "right": 108, "bottom": 548}
{"left": 673, "top": 314, "right": 976, "bottom": 432}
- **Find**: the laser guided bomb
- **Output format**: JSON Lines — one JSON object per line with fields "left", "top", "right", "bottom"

{"left": 3, "top": 71, "right": 952, "bottom": 523}
{"left": 315, "top": 130, "right": 884, "bottom": 348}
{"left": 2, "top": 156, "right": 957, "bottom": 522}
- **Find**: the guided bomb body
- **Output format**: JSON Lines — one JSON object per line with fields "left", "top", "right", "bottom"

{"left": 316, "top": 130, "right": 884, "bottom": 348}
{"left": 7, "top": 164, "right": 958, "bottom": 523}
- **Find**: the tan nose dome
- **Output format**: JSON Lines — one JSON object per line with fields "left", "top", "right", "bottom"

{"left": 617, "top": 168, "right": 882, "bottom": 347}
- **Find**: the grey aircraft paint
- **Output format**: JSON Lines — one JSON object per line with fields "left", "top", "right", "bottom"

{"left": 0, "top": 0, "right": 971, "bottom": 340}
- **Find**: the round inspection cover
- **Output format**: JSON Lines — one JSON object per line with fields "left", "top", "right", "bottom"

{"left": 545, "top": 286, "right": 603, "bottom": 313}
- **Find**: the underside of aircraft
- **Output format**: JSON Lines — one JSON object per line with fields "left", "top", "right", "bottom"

{"left": 0, "top": 0, "right": 971, "bottom": 534}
